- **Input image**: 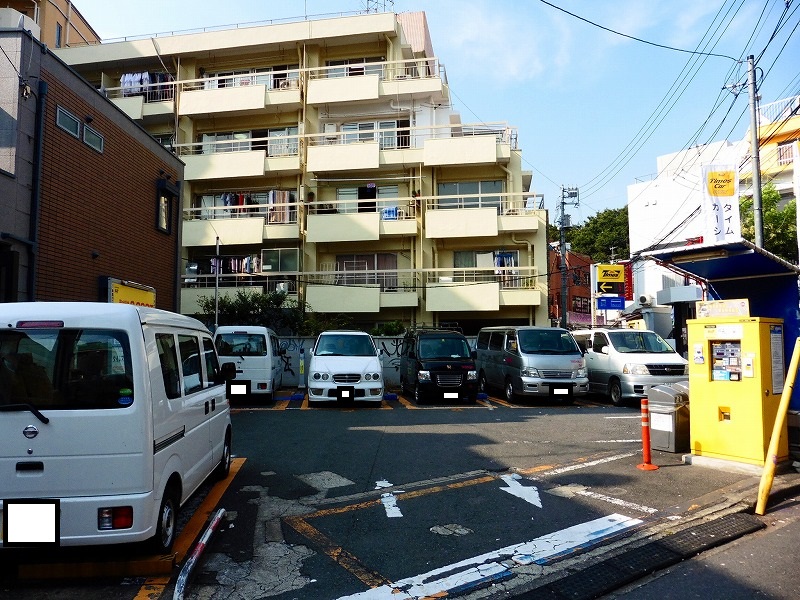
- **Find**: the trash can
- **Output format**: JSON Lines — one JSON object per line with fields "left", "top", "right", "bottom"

{"left": 647, "top": 383, "right": 690, "bottom": 453}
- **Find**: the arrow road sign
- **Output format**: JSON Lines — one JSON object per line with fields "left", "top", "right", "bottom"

{"left": 597, "top": 282, "right": 624, "bottom": 294}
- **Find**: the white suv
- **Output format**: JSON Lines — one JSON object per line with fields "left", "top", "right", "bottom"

{"left": 308, "top": 330, "right": 384, "bottom": 404}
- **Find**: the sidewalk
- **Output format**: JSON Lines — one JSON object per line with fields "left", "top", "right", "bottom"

{"left": 509, "top": 460, "right": 800, "bottom": 600}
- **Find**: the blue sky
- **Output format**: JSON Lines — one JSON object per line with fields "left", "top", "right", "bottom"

{"left": 72, "top": 0, "right": 800, "bottom": 224}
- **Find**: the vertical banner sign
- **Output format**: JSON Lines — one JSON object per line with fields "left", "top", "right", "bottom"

{"left": 702, "top": 164, "right": 741, "bottom": 243}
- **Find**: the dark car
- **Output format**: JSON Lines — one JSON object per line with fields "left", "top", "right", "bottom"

{"left": 399, "top": 328, "right": 478, "bottom": 404}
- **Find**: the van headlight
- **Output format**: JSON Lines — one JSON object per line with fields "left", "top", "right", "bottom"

{"left": 467, "top": 370, "right": 477, "bottom": 380}
{"left": 311, "top": 372, "right": 330, "bottom": 381}
{"left": 623, "top": 363, "right": 650, "bottom": 375}
{"left": 364, "top": 373, "right": 381, "bottom": 381}
{"left": 683, "top": 364, "right": 689, "bottom": 375}
{"left": 417, "top": 370, "right": 431, "bottom": 382}
{"left": 576, "top": 367, "right": 587, "bottom": 378}
{"left": 521, "top": 367, "right": 540, "bottom": 378}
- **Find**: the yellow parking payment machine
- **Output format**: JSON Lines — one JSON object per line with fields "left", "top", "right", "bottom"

{"left": 687, "top": 315, "right": 787, "bottom": 466}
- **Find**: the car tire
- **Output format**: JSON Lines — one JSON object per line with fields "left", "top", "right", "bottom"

{"left": 151, "top": 482, "right": 179, "bottom": 554}
{"left": 504, "top": 378, "right": 517, "bottom": 403}
{"left": 214, "top": 429, "right": 232, "bottom": 480}
{"left": 479, "top": 372, "right": 489, "bottom": 395}
{"left": 609, "top": 379, "right": 623, "bottom": 406}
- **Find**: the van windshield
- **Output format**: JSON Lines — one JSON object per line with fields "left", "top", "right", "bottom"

{"left": 0, "top": 328, "right": 133, "bottom": 410}
{"left": 419, "top": 337, "right": 471, "bottom": 359}
{"left": 216, "top": 333, "right": 267, "bottom": 357}
{"left": 608, "top": 331, "right": 676, "bottom": 353}
{"left": 518, "top": 330, "right": 580, "bottom": 355}
{"left": 315, "top": 334, "right": 376, "bottom": 357}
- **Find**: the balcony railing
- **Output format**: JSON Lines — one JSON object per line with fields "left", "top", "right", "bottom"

{"left": 180, "top": 69, "right": 302, "bottom": 93}
{"left": 308, "top": 57, "right": 444, "bottom": 83}
{"left": 173, "top": 134, "right": 300, "bottom": 157}
{"left": 104, "top": 78, "right": 176, "bottom": 103}
{"left": 308, "top": 122, "right": 517, "bottom": 150}
{"left": 424, "top": 192, "right": 542, "bottom": 215}
{"left": 181, "top": 266, "right": 544, "bottom": 293}
{"left": 307, "top": 198, "right": 417, "bottom": 219}
{"left": 426, "top": 266, "right": 541, "bottom": 291}
{"left": 183, "top": 201, "right": 298, "bottom": 223}
{"left": 759, "top": 95, "right": 800, "bottom": 124}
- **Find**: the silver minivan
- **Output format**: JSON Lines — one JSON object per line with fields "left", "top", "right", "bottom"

{"left": 475, "top": 326, "right": 589, "bottom": 403}
{"left": 571, "top": 328, "right": 689, "bottom": 406}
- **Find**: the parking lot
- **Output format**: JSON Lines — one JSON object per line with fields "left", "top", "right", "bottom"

{"left": 1, "top": 391, "right": 761, "bottom": 600}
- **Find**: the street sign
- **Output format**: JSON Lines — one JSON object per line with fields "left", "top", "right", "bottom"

{"left": 597, "top": 296, "right": 625, "bottom": 310}
{"left": 598, "top": 281, "right": 625, "bottom": 294}
{"left": 597, "top": 264, "right": 625, "bottom": 282}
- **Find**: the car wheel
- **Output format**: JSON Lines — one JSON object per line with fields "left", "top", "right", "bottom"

{"left": 215, "top": 430, "right": 232, "bottom": 480}
{"left": 479, "top": 372, "right": 489, "bottom": 395}
{"left": 609, "top": 379, "right": 623, "bottom": 406}
{"left": 151, "top": 483, "right": 179, "bottom": 554}
{"left": 504, "top": 378, "right": 517, "bottom": 403}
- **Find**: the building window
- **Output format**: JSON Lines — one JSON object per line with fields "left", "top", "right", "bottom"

{"left": 55, "top": 23, "right": 62, "bottom": 48}
{"left": 157, "top": 194, "right": 172, "bottom": 233}
{"left": 83, "top": 125, "right": 104, "bottom": 153}
{"left": 56, "top": 106, "right": 80, "bottom": 138}
{"left": 261, "top": 248, "right": 299, "bottom": 273}
{"left": 437, "top": 180, "right": 503, "bottom": 212}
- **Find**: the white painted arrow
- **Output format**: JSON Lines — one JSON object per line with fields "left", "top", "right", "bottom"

{"left": 499, "top": 474, "right": 541, "bottom": 508}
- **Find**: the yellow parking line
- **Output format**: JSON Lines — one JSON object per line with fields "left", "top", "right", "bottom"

{"left": 135, "top": 457, "right": 246, "bottom": 599}
{"left": 274, "top": 398, "right": 290, "bottom": 410}
{"left": 396, "top": 395, "right": 418, "bottom": 409}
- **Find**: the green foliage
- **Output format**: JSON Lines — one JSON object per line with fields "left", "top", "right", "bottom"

{"left": 370, "top": 320, "right": 406, "bottom": 336}
{"left": 195, "top": 289, "right": 353, "bottom": 336}
{"left": 739, "top": 183, "right": 798, "bottom": 264}
{"left": 564, "top": 207, "right": 629, "bottom": 263}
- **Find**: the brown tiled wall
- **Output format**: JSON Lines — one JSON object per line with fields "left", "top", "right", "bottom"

{"left": 35, "top": 67, "right": 179, "bottom": 310}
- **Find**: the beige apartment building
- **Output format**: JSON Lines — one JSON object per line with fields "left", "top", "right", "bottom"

{"left": 56, "top": 10, "right": 549, "bottom": 333}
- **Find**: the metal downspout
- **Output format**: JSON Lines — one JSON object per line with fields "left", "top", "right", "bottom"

{"left": 28, "top": 78, "right": 48, "bottom": 300}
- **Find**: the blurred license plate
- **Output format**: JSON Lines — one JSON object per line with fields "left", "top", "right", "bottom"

{"left": 549, "top": 384, "right": 572, "bottom": 397}
{"left": 444, "top": 392, "right": 459, "bottom": 399}
{"left": 2, "top": 499, "right": 60, "bottom": 547}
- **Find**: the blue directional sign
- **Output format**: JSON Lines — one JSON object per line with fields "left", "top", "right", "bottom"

{"left": 597, "top": 296, "right": 625, "bottom": 310}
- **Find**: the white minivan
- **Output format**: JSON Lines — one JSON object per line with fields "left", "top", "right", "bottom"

{"left": 0, "top": 302, "right": 233, "bottom": 552}
{"left": 213, "top": 326, "right": 284, "bottom": 400}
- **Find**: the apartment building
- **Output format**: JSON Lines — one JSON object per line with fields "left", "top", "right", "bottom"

{"left": 756, "top": 94, "right": 800, "bottom": 205}
{"left": 56, "top": 11, "right": 548, "bottom": 333}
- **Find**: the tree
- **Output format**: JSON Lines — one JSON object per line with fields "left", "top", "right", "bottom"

{"left": 564, "top": 207, "right": 629, "bottom": 263}
{"left": 739, "top": 182, "right": 797, "bottom": 264}
{"left": 195, "top": 289, "right": 353, "bottom": 335}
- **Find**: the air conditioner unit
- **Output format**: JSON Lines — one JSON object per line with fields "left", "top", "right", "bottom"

{"left": 638, "top": 294, "right": 654, "bottom": 306}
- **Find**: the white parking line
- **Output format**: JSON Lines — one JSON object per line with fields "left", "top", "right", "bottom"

{"left": 337, "top": 514, "right": 643, "bottom": 599}
{"left": 542, "top": 453, "right": 636, "bottom": 476}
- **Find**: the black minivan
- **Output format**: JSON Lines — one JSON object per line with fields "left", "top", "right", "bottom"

{"left": 399, "top": 328, "right": 478, "bottom": 404}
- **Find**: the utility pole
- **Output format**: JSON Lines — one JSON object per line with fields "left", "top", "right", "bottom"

{"left": 559, "top": 186, "right": 579, "bottom": 329}
{"left": 747, "top": 54, "right": 764, "bottom": 248}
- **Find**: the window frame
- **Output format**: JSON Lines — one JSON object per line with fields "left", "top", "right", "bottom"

{"left": 56, "top": 106, "right": 80, "bottom": 139}
{"left": 82, "top": 124, "right": 104, "bottom": 153}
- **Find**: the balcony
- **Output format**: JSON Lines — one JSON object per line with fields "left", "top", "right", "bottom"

{"left": 307, "top": 122, "right": 515, "bottom": 173}
{"left": 305, "top": 198, "right": 417, "bottom": 242}
{"left": 425, "top": 193, "right": 545, "bottom": 239}
{"left": 175, "top": 134, "right": 301, "bottom": 181}
{"left": 180, "top": 273, "right": 300, "bottom": 315}
{"left": 178, "top": 69, "right": 302, "bottom": 117}
{"left": 307, "top": 57, "right": 446, "bottom": 105}
{"left": 182, "top": 199, "right": 300, "bottom": 246}
{"left": 424, "top": 267, "right": 542, "bottom": 312}
{"left": 304, "top": 270, "right": 419, "bottom": 313}
{"left": 104, "top": 80, "right": 176, "bottom": 124}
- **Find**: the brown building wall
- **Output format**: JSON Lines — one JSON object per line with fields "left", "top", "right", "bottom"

{"left": 35, "top": 64, "right": 182, "bottom": 310}
{"left": 5, "top": 1, "right": 101, "bottom": 48}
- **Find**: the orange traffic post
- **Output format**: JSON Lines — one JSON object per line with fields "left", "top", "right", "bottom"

{"left": 637, "top": 397, "right": 659, "bottom": 471}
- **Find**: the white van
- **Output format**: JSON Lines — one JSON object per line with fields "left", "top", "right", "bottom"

{"left": 308, "top": 330, "right": 383, "bottom": 404}
{"left": 0, "top": 302, "right": 233, "bottom": 552}
{"left": 213, "top": 326, "right": 284, "bottom": 400}
{"left": 572, "top": 328, "right": 688, "bottom": 406}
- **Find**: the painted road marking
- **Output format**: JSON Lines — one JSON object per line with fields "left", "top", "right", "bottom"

{"left": 336, "top": 514, "right": 643, "bottom": 599}
{"left": 380, "top": 493, "right": 403, "bottom": 517}
{"left": 542, "top": 452, "right": 636, "bottom": 476}
{"left": 547, "top": 484, "right": 658, "bottom": 514}
{"left": 499, "top": 474, "right": 542, "bottom": 508}
{"left": 594, "top": 439, "right": 640, "bottom": 443}
{"left": 605, "top": 415, "right": 641, "bottom": 419}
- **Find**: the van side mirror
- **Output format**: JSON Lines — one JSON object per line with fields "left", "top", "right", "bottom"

{"left": 219, "top": 361, "right": 237, "bottom": 382}
{"left": 601, "top": 346, "right": 609, "bottom": 355}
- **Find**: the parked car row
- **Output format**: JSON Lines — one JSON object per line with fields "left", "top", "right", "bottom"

{"left": 1, "top": 302, "right": 689, "bottom": 552}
